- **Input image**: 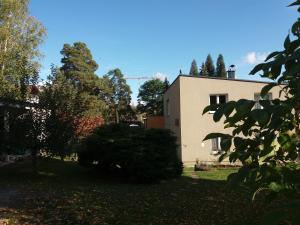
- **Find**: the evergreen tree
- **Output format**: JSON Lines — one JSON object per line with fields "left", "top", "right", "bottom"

{"left": 200, "top": 62, "right": 208, "bottom": 76}
{"left": 60, "top": 42, "right": 111, "bottom": 117}
{"left": 103, "top": 68, "right": 132, "bottom": 123}
{"left": 163, "top": 77, "right": 170, "bottom": 90}
{"left": 189, "top": 59, "right": 199, "bottom": 76}
{"left": 205, "top": 54, "right": 215, "bottom": 76}
{"left": 216, "top": 54, "right": 227, "bottom": 78}
{"left": 60, "top": 42, "right": 99, "bottom": 92}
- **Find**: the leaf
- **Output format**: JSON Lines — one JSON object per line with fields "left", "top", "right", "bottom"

{"left": 250, "top": 109, "right": 270, "bottom": 126}
{"left": 292, "top": 20, "right": 300, "bottom": 36}
{"left": 270, "top": 65, "right": 282, "bottom": 79}
{"left": 220, "top": 138, "right": 232, "bottom": 152}
{"left": 261, "top": 83, "right": 277, "bottom": 98}
{"left": 223, "top": 101, "right": 236, "bottom": 117}
{"left": 288, "top": 0, "right": 300, "bottom": 7}
{"left": 284, "top": 34, "right": 291, "bottom": 50}
{"left": 203, "top": 133, "right": 229, "bottom": 141}
{"left": 235, "top": 99, "right": 255, "bottom": 115}
{"left": 269, "top": 182, "right": 285, "bottom": 192}
{"left": 250, "top": 63, "right": 266, "bottom": 75}
{"left": 213, "top": 104, "right": 227, "bottom": 122}
{"left": 202, "top": 104, "right": 219, "bottom": 115}
{"left": 265, "top": 51, "right": 281, "bottom": 61}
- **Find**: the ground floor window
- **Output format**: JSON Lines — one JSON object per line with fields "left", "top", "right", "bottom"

{"left": 211, "top": 137, "right": 222, "bottom": 155}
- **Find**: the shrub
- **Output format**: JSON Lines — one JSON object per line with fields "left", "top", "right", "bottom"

{"left": 78, "top": 124, "right": 182, "bottom": 182}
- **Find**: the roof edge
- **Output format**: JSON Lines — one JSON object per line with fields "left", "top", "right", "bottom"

{"left": 164, "top": 74, "right": 274, "bottom": 93}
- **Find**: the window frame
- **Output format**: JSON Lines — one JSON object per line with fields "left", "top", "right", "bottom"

{"left": 209, "top": 94, "right": 228, "bottom": 114}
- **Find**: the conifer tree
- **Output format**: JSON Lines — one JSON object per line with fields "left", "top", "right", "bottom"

{"left": 216, "top": 54, "right": 227, "bottom": 77}
{"left": 60, "top": 42, "right": 111, "bottom": 117}
{"left": 205, "top": 54, "right": 215, "bottom": 76}
{"left": 189, "top": 59, "right": 199, "bottom": 76}
{"left": 163, "top": 77, "right": 170, "bottom": 90}
{"left": 103, "top": 68, "right": 132, "bottom": 123}
{"left": 200, "top": 62, "right": 208, "bottom": 76}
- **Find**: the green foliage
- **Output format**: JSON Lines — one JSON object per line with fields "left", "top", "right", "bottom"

{"left": 0, "top": 0, "right": 46, "bottom": 101}
{"left": 216, "top": 54, "right": 227, "bottom": 78}
{"left": 60, "top": 42, "right": 110, "bottom": 117}
{"left": 205, "top": 54, "right": 215, "bottom": 76}
{"left": 78, "top": 124, "right": 183, "bottom": 183}
{"left": 137, "top": 78, "right": 166, "bottom": 116}
{"left": 103, "top": 68, "right": 133, "bottom": 122}
{"left": 189, "top": 59, "right": 199, "bottom": 76}
{"left": 163, "top": 77, "right": 170, "bottom": 89}
{"left": 203, "top": 3, "right": 300, "bottom": 224}
{"left": 39, "top": 66, "right": 78, "bottom": 159}
{"left": 200, "top": 62, "right": 208, "bottom": 76}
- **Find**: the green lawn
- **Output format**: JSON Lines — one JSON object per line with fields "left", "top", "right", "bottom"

{"left": 0, "top": 159, "right": 265, "bottom": 225}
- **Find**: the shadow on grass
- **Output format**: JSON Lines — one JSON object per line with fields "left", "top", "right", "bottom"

{"left": 0, "top": 158, "right": 263, "bottom": 225}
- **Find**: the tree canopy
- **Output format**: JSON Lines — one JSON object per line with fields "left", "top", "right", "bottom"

{"left": 0, "top": 0, "right": 46, "bottom": 100}
{"left": 200, "top": 62, "right": 208, "bottom": 76}
{"left": 216, "top": 54, "right": 227, "bottom": 77}
{"left": 60, "top": 42, "right": 111, "bottom": 117}
{"left": 205, "top": 54, "right": 215, "bottom": 76}
{"left": 103, "top": 68, "right": 133, "bottom": 123}
{"left": 189, "top": 59, "right": 199, "bottom": 76}
{"left": 137, "top": 78, "right": 166, "bottom": 116}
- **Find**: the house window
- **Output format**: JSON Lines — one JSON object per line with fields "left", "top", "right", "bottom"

{"left": 166, "top": 99, "right": 170, "bottom": 116}
{"left": 209, "top": 94, "right": 227, "bottom": 113}
{"left": 254, "top": 93, "right": 272, "bottom": 109}
{"left": 211, "top": 138, "right": 222, "bottom": 155}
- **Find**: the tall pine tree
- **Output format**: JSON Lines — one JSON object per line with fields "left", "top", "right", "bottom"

{"left": 200, "top": 62, "right": 208, "bottom": 76}
{"left": 205, "top": 54, "right": 215, "bottom": 77}
{"left": 216, "top": 54, "right": 227, "bottom": 78}
{"left": 189, "top": 59, "right": 199, "bottom": 76}
{"left": 60, "top": 42, "right": 111, "bottom": 117}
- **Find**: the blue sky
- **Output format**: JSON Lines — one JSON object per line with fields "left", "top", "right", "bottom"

{"left": 29, "top": 0, "right": 298, "bottom": 104}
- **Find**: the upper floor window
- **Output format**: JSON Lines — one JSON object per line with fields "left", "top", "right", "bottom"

{"left": 254, "top": 93, "right": 272, "bottom": 109}
{"left": 209, "top": 94, "right": 227, "bottom": 113}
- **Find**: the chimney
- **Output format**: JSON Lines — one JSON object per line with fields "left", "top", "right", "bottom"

{"left": 227, "top": 65, "right": 236, "bottom": 79}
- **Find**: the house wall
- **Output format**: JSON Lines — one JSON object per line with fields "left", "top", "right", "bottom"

{"left": 165, "top": 76, "right": 283, "bottom": 166}
{"left": 164, "top": 78, "right": 182, "bottom": 160}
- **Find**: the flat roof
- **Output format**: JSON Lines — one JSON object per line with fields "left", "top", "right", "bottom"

{"left": 165, "top": 74, "right": 274, "bottom": 94}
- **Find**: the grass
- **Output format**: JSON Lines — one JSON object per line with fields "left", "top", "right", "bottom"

{"left": 183, "top": 167, "right": 238, "bottom": 181}
{"left": 0, "top": 159, "right": 266, "bottom": 225}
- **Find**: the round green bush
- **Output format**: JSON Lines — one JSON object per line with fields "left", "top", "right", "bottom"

{"left": 78, "top": 124, "right": 183, "bottom": 182}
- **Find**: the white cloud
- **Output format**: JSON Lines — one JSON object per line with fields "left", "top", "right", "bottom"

{"left": 153, "top": 72, "right": 168, "bottom": 81}
{"left": 243, "top": 52, "right": 269, "bottom": 65}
